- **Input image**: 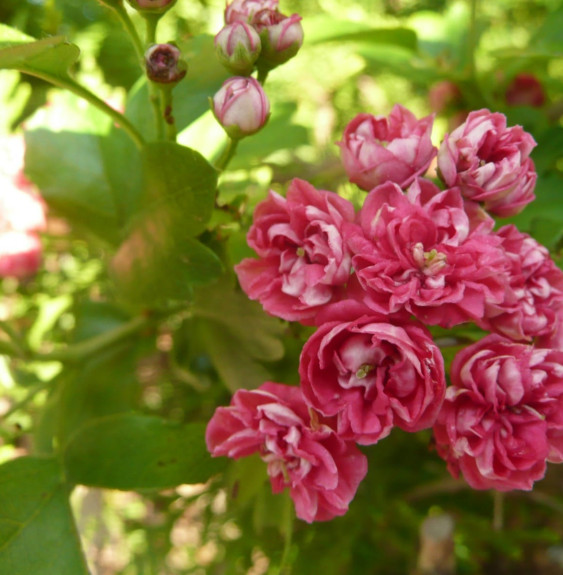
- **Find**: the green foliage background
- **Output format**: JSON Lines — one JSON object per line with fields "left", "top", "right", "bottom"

{"left": 0, "top": 0, "right": 562, "bottom": 574}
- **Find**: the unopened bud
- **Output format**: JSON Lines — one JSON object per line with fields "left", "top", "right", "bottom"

{"left": 126, "top": 0, "right": 176, "bottom": 14}
{"left": 224, "top": 0, "right": 279, "bottom": 25}
{"left": 252, "top": 9, "right": 303, "bottom": 69}
{"left": 215, "top": 22, "right": 262, "bottom": 76}
{"left": 145, "top": 44, "right": 187, "bottom": 84}
{"left": 212, "top": 76, "right": 270, "bottom": 139}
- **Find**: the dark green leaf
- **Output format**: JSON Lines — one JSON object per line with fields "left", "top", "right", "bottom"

{"left": 63, "top": 415, "right": 226, "bottom": 490}
{"left": 111, "top": 142, "right": 222, "bottom": 306}
{"left": 0, "top": 456, "right": 89, "bottom": 575}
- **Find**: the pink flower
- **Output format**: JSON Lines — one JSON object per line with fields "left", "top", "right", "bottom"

{"left": 299, "top": 314, "right": 446, "bottom": 445}
{"left": 0, "top": 136, "right": 46, "bottom": 279}
{"left": 235, "top": 178, "right": 357, "bottom": 324}
{"left": 337, "top": 105, "right": 437, "bottom": 191}
{"left": 252, "top": 9, "right": 303, "bottom": 67}
{"left": 206, "top": 382, "right": 368, "bottom": 523}
{"left": 505, "top": 73, "right": 545, "bottom": 108}
{"left": 225, "top": 0, "right": 278, "bottom": 24}
{"left": 478, "top": 225, "right": 563, "bottom": 342}
{"left": 434, "top": 334, "right": 563, "bottom": 490}
{"left": 0, "top": 231, "right": 42, "bottom": 278}
{"left": 212, "top": 76, "right": 270, "bottom": 138}
{"left": 348, "top": 179, "right": 507, "bottom": 327}
{"left": 437, "top": 109, "right": 537, "bottom": 217}
{"left": 215, "top": 21, "right": 262, "bottom": 75}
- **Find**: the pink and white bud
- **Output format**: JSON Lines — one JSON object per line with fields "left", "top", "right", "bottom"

{"left": 214, "top": 21, "right": 261, "bottom": 76}
{"left": 437, "top": 109, "right": 537, "bottom": 217}
{"left": 212, "top": 76, "right": 270, "bottom": 138}
{"left": 337, "top": 105, "right": 437, "bottom": 191}
{"left": 126, "top": 0, "right": 176, "bottom": 13}
{"left": 224, "top": 0, "right": 279, "bottom": 24}
{"left": 144, "top": 44, "right": 187, "bottom": 84}
{"left": 252, "top": 9, "right": 303, "bottom": 68}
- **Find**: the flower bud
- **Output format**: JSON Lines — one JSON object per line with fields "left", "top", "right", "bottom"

{"left": 212, "top": 76, "right": 270, "bottom": 139}
{"left": 224, "top": 0, "right": 279, "bottom": 24}
{"left": 505, "top": 73, "right": 546, "bottom": 108}
{"left": 126, "top": 0, "right": 176, "bottom": 14}
{"left": 144, "top": 44, "right": 187, "bottom": 84}
{"left": 215, "top": 22, "right": 261, "bottom": 76}
{"left": 252, "top": 9, "right": 303, "bottom": 69}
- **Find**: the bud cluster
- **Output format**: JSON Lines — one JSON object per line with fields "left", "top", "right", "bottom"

{"left": 215, "top": 0, "right": 304, "bottom": 76}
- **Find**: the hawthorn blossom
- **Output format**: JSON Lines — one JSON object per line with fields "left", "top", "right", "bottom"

{"left": 437, "top": 109, "right": 537, "bottom": 217}
{"left": 206, "top": 382, "right": 368, "bottom": 522}
{"left": 433, "top": 334, "right": 563, "bottom": 490}
{"left": 337, "top": 105, "right": 436, "bottom": 191}
{"left": 235, "top": 178, "right": 357, "bottom": 324}
{"left": 299, "top": 312, "right": 446, "bottom": 445}
{"left": 348, "top": 179, "right": 507, "bottom": 327}
{"left": 0, "top": 135, "right": 46, "bottom": 279}
{"left": 478, "top": 225, "right": 563, "bottom": 342}
{"left": 251, "top": 9, "right": 303, "bottom": 67}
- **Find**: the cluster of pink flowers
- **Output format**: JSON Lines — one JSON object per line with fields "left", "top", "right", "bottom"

{"left": 0, "top": 135, "right": 45, "bottom": 279}
{"left": 206, "top": 104, "right": 563, "bottom": 521}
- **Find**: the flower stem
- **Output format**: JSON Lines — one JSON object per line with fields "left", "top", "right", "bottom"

{"left": 160, "top": 85, "right": 178, "bottom": 141}
{"left": 20, "top": 71, "right": 145, "bottom": 149}
{"left": 467, "top": 0, "right": 479, "bottom": 78}
{"left": 492, "top": 490, "right": 504, "bottom": 531}
{"left": 110, "top": 3, "right": 145, "bottom": 66}
{"left": 144, "top": 14, "right": 167, "bottom": 140}
{"left": 214, "top": 137, "right": 239, "bottom": 171}
{"left": 36, "top": 315, "right": 150, "bottom": 364}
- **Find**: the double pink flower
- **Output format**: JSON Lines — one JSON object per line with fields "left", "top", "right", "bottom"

{"left": 206, "top": 382, "right": 368, "bottom": 523}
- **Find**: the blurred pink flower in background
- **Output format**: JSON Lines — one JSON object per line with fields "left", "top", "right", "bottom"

{"left": 206, "top": 382, "right": 368, "bottom": 523}
{"left": 338, "top": 104, "right": 436, "bottom": 191}
{"left": 437, "top": 109, "right": 537, "bottom": 217}
{"left": 0, "top": 135, "right": 46, "bottom": 279}
{"left": 505, "top": 73, "right": 546, "bottom": 108}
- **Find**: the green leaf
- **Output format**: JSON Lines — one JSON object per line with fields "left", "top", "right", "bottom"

{"left": 0, "top": 456, "right": 89, "bottom": 575}
{"left": 303, "top": 17, "right": 417, "bottom": 51}
{"left": 193, "top": 278, "right": 285, "bottom": 391}
{"left": 111, "top": 142, "right": 222, "bottom": 306}
{"left": 63, "top": 414, "right": 227, "bottom": 490}
{"left": 194, "top": 279, "right": 284, "bottom": 362}
{"left": 25, "top": 129, "right": 123, "bottom": 244}
{"left": 0, "top": 25, "right": 80, "bottom": 84}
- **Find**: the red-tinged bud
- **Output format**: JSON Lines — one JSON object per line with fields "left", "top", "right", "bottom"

{"left": 212, "top": 76, "right": 270, "bottom": 139}
{"left": 145, "top": 44, "right": 187, "bottom": 84}
{"left": 126, "top": 0, "right": 176, "bottom": 14}
{"left": 505, "top": 73, "right": 546, "bottom": 108}
{"left": 252, "top": 9, "right": 303, "bottom": 69}
{"left": 215, "top": 22, "right": 261, "bottom": 76}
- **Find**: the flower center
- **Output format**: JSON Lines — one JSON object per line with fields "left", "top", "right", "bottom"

{"left": 356, "top": 363, "right": 375, "bottom": 379}
{"left": 412, "top": 242, "right": 447, "bottom": 276}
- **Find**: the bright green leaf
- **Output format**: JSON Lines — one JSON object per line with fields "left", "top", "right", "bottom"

{"left": 0, "top": 25, "right": 80, "bottom": 85}
{"left": 0, "top": 456, "right": 89, "bottom": 575}
{"left": 63, "top": 415, "right": 226, "bottom": 490}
